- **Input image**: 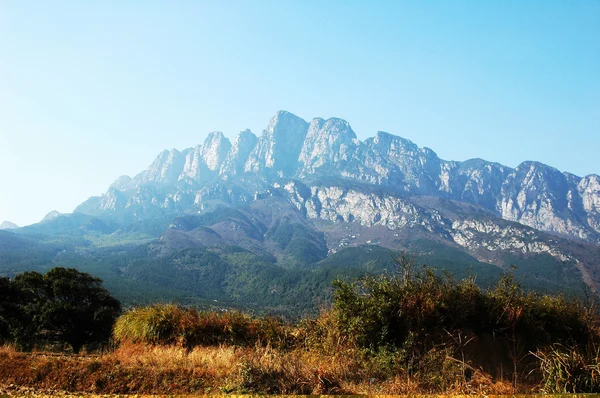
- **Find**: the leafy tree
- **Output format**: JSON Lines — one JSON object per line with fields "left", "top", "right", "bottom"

{"left": 0, "top": 276, "right": 22, "bottom": 342}
{"left": 0, "top": 277, "right": 11, "bottom": 338}
{"left": 12, "top": 267, "right": 121, "bottom": 352}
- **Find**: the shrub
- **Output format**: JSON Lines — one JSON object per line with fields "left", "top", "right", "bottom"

{"left": 329, "top": 261, "right": 598, "bottom": 381}
{"left": 113, "top": 304, "right": 191, "bottom": 346}
{"left": 113, "top": 304, "right": 289, "bottom": 349}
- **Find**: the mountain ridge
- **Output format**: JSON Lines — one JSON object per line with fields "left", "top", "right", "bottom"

{"left": 76, "top": 110, "right": 600, "bottom": 245}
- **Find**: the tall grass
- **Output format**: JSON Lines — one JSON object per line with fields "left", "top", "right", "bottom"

{"left": 113, "top": 304, "right": 289, "bottom": 349}
{"left": 536, "top": 345, "right": 600, "bottom": 393}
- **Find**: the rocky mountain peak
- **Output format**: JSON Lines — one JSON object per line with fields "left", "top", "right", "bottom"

{"left": 244, "top": 111, "right": 309, "bottom": 178}
{"left": 77, "top": 111, "right": 600, "bottom": 245}
{"left": 459, "top": 158, "right": 504, "bottom": 172}
{"left": 238, "top": 128, "right": 255, "bottom": 138}
{"left": 363, "top": 132, "right": 442, "bottom": 193}
{"left": 180, "top": 132, "right": 231, "bottom": 181}
{"left": 298, "top": 116, "right": 359, "bottom": 177}
{"left": 308, "top": 117, "right": 326, "bottom": 130}
{"left": 135, "top": 148, "right": 185, "bottom": 186}
{"left": 368, "top": 132, "right": 438, "bottom": 163}
{"left": 499, "top": 161, "right": 595, "bottom": 239}
{"left": 579, "top": 175, "right": 600, "bottom": 211}
{"left": 506, "top": 161, "right": 567, "bottom": 194}
{"left": 110, "top": 175, "right": 133, "bottom": 191}
{"left": 220, "top": 129, "right": 258, "bottom": 176}
{"left": 268, "top": 110, "right": 301, "bottom": 126}
{"left": 200, "top": 131, "right": 232, "bottom": 171}
{"left": 42, "top": 210, "right": 63, "bottom": 223}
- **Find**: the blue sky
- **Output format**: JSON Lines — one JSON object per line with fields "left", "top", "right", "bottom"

{"left": 1, "top": 1, "right": 599, "bottom": 226}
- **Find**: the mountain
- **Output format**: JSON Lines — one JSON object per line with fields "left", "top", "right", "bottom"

{"left": 41, "top": 210, "right": 63, "bottom": 223}
{"left": 0, "top": 221, "right": 18, "bottom": 230}
{"left": 2, "top": 110, "right": 600, "bottom": 314}
{"left": 19, "top": 212, "right": 115, "bottom": 237}
{"left": 76, "top": 111, "right": 600, "bottom": 245}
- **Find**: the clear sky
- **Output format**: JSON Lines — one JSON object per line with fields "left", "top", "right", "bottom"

{"left": 1, "top": 1, "right": 599, "bottom": 226}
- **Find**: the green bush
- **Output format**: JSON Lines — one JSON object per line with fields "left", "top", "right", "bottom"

{"left": 330, "top": 259, "right": 598, "bottom": 380}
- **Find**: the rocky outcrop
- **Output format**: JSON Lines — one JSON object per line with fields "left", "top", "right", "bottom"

{"left": 220, "top": 129, "right": 258, "bottom": 176}
{"left": 298, "top": 117, "right": 361, "bottom": 178}
{"left": 499, "top": 161, "right": 595, "bottom": 241}
{"left": 244, "top": 111, "right": 309, "bottom": 178}
{"left": 180, "top": 132, "right": 231, "bottom": 181}
{"left": 578, "top": 175, "right": 600, "bottom": 234}
{"left": 142, "top": 149, "right": 186, "bottom": 185}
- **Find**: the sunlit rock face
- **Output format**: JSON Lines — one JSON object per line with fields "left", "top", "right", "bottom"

{"left": 499, "top": 161, "right": 595, "bottom": 241}
{"left": 578, "top": 174, "right": 600, "bottom": 234}
{"left": 220, "top": 129, "right": 258, "bottom": 177}
{"left": 298, "top": 117, "right": 361, "bottom": 178}
{"left": 77, "top": 110, "right": 600, "bottom": 245}
{"left": 199, "top": 131, "right": 232, "bottom": 172}
{"left": 454, "top": 159, "right": 512, "bottom": 210}
{"left": 180, "top": 131, "right": 231, "bottom": 181}
{"left": 244, "top": 111, "right": 309, "bottom": 178}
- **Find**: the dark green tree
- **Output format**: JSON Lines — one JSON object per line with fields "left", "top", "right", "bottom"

{"left": 0, "top": 276, "right": 22, "bottom": 342}
{"left": 12, "top": 267, "right": 121, "bottom": 353}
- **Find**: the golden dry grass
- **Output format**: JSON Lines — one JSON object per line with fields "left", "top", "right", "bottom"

{"left": 0, "top": 341, "right": 521, "bottom": 395}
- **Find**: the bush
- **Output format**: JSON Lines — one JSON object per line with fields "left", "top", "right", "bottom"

{"left": 113, "top": 304, "right": 190, "bottom": 346}
{"left": 113, "top": 304, "right": 289, "bottom": 349}
{"left": 329, "top": 259, "right": 598, "bottom": 381}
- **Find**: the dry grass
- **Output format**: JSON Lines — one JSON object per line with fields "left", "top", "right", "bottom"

{"left": 3, "top": 269, "right": 596, "bottom": 395}
{"left": 0, "top": 341, "right": 524, "bottom": 395}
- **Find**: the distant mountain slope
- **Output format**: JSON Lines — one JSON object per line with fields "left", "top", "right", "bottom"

{"left": 0, "top": 221, "right": 18, "bottom": 230}
{"left": 1, "top": 199, "right": 596, "bottom": 315}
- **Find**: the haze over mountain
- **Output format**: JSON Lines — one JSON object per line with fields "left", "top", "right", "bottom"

{"left": 0, "top": 221, "right": 18, "bottom": 230}
{"left": 41, "top": 211, "right": 64, "bottom": 223}
{"left": 1, "top": 111, "right": 599, "bottom": 314}
{"left": 78, "top": 111, "right": 600, "bottom": 245}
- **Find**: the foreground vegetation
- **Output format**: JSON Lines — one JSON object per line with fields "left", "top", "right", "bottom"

{"left": 0, "top": 268, "right": 121, "bottom": 353}
{"left": 1, "top": 259, "right": 600, "bottom": 394}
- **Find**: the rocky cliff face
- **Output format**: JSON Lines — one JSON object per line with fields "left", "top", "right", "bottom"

{"left": 75, "top": 111, "right": 600, "bottom": 246}
{"left": 180, "top": 131, "right": 232, "bottom": 181}
{"left": 498, "top": 161, "right": 597, "bottom": 241}
{"left": 244, "top": 111, "right": 309, "bottom": 178}
{"left": 221, "top": 129, "right": 258, "bottom": 177}
{"left": 298, "top": 117, "right": 361, "bottom": 178}
{"left": 578, "top": 175, "right": 600, "bottom": 234}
